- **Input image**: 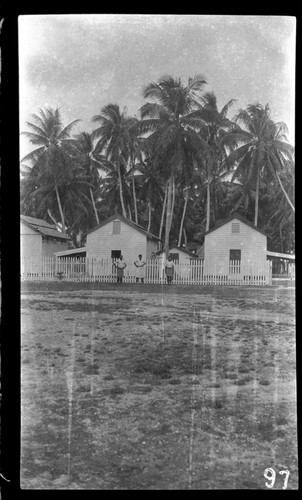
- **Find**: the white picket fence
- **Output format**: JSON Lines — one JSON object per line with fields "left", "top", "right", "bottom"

{"left": 21, "top": 257, "right": 272, "bottom": 285}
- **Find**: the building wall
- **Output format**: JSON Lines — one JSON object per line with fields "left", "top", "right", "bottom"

{"left": 157, "top": 247, "right": 194, "bottom": 264}
{"left": 204, "top": 219, "right": 267, "bottom": 263}
{"left": 20, "top": 222, "right": 42, "bottom": 260}
{"left": 42, "top": 238, "right": 70, "bottom": 258}
{"left": 146, "top": 238, "right": 160, "bottom": 259}
{"left": 86, "top": 219, "right": 148, "bottom": 264}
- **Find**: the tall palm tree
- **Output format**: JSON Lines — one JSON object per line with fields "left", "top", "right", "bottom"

{"left": 264, "top": 158, "right": 295, "bottom": 253}
{"left": 176, "top": 147, "right": 197, "bottom": 247}
{"left": 135, "top": 157, "right": 163, "bottom": 233}
{"left": 92, "top": 104, "right": 135, "bottom": 219}
{"left": 68, "top": 132, "right": 103, "bottom": 225}
{"left": 126, "top": 117, "right": 143, "bottom": 224}
{"left": 21, "top": 156, "right": 92, "bottom": 238}
{"left": 139, "top": 75, "right": 209, "bottom": 256}
{"left": 225, "top": 103, "right": 294, "bottom": 226}
{"left": 21, "top": 107, "right": 80, "bottom": 232}
{"left": 195, "top": 92, "right": 237, "bottom": 231}
{"left": 97, "top": 156, "right": 132, "bottom": 217}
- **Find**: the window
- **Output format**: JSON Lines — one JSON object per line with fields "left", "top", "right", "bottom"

{"left": 229, "top": 249, "right": 241, "bottom": 261}
{"left": 111, "top": 250, "right": 121, "bottom": 260}
{"left": 231, "top": 222, "right": 240, "bottom": 234}
{"left": 169, "top": 253, "right": 179, "bottom": 263}
{"left": 112, "top": 220, "right": 121, "bottom": 234}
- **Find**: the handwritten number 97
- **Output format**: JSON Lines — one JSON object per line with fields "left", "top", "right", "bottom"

{"left": 264, "top": 468, "right": 290, "bottom": 489}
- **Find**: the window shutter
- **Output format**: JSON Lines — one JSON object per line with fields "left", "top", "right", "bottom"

{"left": 231, "top": 222, "right": 240, "bottom": 233}
{"left": 112, "top": 220, "right": 121, "bottom": 234}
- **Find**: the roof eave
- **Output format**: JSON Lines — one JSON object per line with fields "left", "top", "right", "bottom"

{"left": 205, "top": 213, "right": 267, "bottom": 237}
{"left": 87, "top": 213, "right": 162, "bottom": 241}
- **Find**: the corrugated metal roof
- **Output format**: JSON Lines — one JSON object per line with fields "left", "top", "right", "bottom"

{"left": 21, "top": 215, "right": 71, "bottom": 240}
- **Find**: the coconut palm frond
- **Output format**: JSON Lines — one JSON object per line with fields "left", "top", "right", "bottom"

{"left": 226, "top": 144, "right": 250, "bottom": 169}
{"left": 21, "top": 147, "right": 46, "bottom": 163}
{"left": 220, "top": 99, "right": 237, "bottom": 120}
{"left": 58, "top": 119, "right": 81, "bottom": 140}
{"left": 272, "top": 140, "right": 294, "bottom": 160}
{"left": 139, "top": 102, "right": 171, "bottom": 121}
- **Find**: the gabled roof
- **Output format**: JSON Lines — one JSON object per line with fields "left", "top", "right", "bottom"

{"left": 54, "top": 247, "right": 87, "bottom": 257}
{"left": 21, "top": 214, "right": 71, "bottom": 240}
{"left": 157, "top": 246, "right": 196, "bottom": 258}
{"left": 86, "top": 213, "right": 161, "bottom": 241}
{"left": 204, "top": 213, "right": 267, "bottom": 237}
{"left": 266, "top": 251, "right": 295, "bottom": 260}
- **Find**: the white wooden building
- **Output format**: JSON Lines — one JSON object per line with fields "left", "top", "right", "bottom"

{"left": 86, "top": 213, "right": 161, "bottom": 263}
{"left": 156, "top": 246, "right": 196, "bottom": 263}
{"left": 21, "top": 215, "right": 71, "bottom": 260}
{"left": 203, "top": 213, "right": 267, "bottom": 264}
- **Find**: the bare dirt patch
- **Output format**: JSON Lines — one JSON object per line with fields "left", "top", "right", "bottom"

{"left": 21, "top": 282, "right": 297, "bottom": 489}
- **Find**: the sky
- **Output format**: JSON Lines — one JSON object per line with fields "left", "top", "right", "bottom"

{"left": 19, "top": 14, "right": 296, "bottom": 159}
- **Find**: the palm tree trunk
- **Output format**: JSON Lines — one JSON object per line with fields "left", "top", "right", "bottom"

{"left": 206, "top": 179, "right": 211, "bottom": 232}
{"left": 167, "top": 174, "right": 176, "bottom": 238}
{"left": 178, "top": 188, "right": 189, "bottom": 247}
{"left": 128, "top": 204, "right": 132, "bottom": 221}
{"left": 147, "top": 199, "right": 152, "bottom": 233}
{"left": 254, "top": 164, "right": 260, "bottom": 226}
{"left": 90, "top": 187, "right": 99, "bottom": 225}
{"left": 280, "top": 224, "right": 284, "bottom": 254}
{"left": 276, "top": 171, "right": 295, "bottom": 213}
{"left": 159, "top": 185, "right": 168, "bottom": 241}
{"left": 170, "top": 175, "right": 176, "bottom": 234}
{"left": 131, "top": 165, "right": 138, "bottom": 224}
{"left": 47, "top": 209, "right": 61, "bottom": 231}
{"left": 183, "top": 227, "right": 187, "bottom": 247}
{"left": 205, "top": 159, "right": 212, "bottom": 232}
{"left": 164, "top": 176, "right": 173, "bottom": 257}
{"left": 54, "top": 184, "right": 66, "bottom": 233}
{"left": 117, "top": 160, "right": 127, "bottom": 218}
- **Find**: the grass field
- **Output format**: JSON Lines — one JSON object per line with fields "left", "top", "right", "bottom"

{"left": 20, "top": 281, "right": 297, "bottom": 490}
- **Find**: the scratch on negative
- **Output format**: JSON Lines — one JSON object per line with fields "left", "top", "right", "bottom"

{"left": 188, "top": 308, "right": 198, "bottom": 489}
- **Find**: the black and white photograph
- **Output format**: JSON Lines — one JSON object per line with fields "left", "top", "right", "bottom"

{"left": 19, "top": 14, "right": 296, "bottom": 490}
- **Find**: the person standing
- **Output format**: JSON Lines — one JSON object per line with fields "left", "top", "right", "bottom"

{"left": 165, "top": 255, "right": 174, "bottom": 285}
{"left": 115, "top": 255, "right": 127, "bottom": 283}
{"left": 134, "top": 254, "right": 146, "bottom": 283}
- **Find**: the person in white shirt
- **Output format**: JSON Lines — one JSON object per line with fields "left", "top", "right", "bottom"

{"left": 165, "top": 255, "right": 174, "bottom": 285}
{"left": 115, "top": 255, "right": 127, "bottom": 283}
{"left": 134, "top": 254, "right": 146, "bottom": 283}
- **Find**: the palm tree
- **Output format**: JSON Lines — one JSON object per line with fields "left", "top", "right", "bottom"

{"left": 135, "top": 157, "right": 164, "bottom": 233}
{"left": 68, "top": 132, "right": 103, "bottom": 225}
{"left": 21, "top": 156, "right": 92, "bottom": 239}
{"left": 139, "top": 75, "right": 209, "bottom": 256}
{"left": 176, "top": 147, "right": 197, "bottom": 247}
{"left": 126, "top": 117, "right": 143, "bottom": 224}
{"left": 97, "top": 156, "right": 132, "bottom": 217}
{"left": 225, "top": 103, "right": 294, "bottom": 226}
{"left": 264, "top": 158, "right": 295, "bottom": 253}
{"left": 21, "top": 107, "right": 80, "bottom": 232}
{"left": 194, "top": 92, "right": 237, "bottom": 231}
{"left": 92, "top": 104, "right": 135, "bottom": 219}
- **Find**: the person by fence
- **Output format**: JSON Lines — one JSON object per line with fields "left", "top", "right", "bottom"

{"left": 21, "top": 256, "right": 272, "bottom": 285}
{"left": 134, "top": 254, "right": 146, "bottom": 283}
{"left": 165, "top": 255, "right": 175, "bottom": 285}
{"left": 115, "top": 255, "right": 127, "bottom": 283}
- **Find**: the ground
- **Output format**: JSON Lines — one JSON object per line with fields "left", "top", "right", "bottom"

{"left": 20, "top": 281, "right": 297, "bottom": 490}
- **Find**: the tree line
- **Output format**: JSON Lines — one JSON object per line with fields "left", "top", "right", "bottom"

{"left": 20, "top": 75, "right": 295, "bottom": 255}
